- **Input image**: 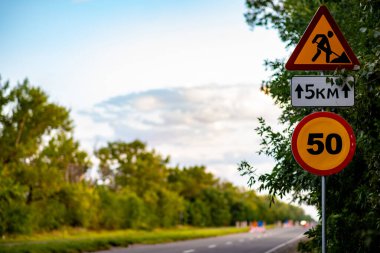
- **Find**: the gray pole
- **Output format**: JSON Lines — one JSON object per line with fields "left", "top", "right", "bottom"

{"left": 320, "top": 71, "right": 326, "bottom": 253}
{"left": 322, "top": 176, "right": 326, "bottom": 253}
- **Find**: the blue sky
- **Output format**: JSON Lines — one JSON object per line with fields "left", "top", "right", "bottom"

{"left": 1, "top": 0, "right": 287, "bottom": 108}
{"left": 0, "top": 0, "right": 285, "bottom": 190}
{"left": 0, "top": 0, "right": 316, "bottom": 217}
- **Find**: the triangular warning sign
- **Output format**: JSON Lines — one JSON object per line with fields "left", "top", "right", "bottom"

{"left": 286, "top": 6, "right": 360, "bottom": 71}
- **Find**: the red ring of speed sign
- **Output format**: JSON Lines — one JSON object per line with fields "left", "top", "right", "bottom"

{"left": 292, "top": 112, "right": 356, "bottom": 176}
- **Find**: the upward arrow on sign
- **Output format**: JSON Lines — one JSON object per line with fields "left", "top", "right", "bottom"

{"left": 291, "top": 76, "right": 354, "bottom": 107}
{"left": 342, "top": 84, "right": 351, "bottom": 98}
{"left": 295, "top": 85, "right": 304, "bottom": 98}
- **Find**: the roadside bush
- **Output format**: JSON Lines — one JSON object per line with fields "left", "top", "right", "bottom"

{"left": 30, "top": 199, "right": 66, "bottom": 231}
{"left": 156, "top": 188, "right": 185, "bottom": 227}
{"left": 118, "top": 189, "right": 146, "bottom": 229}
{"left": 59, "top": 183, "right": 99, "bottom": 228}
{"left": 0, "top": 178, "right": 32, "bottom": 235}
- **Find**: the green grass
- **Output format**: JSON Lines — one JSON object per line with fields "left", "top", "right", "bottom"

{"left": 0, "top": 226, "right": 250, "bottom": 253}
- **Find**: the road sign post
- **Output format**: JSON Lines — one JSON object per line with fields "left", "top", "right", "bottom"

{"left": 292, "top": 112, "right": 356, "bottom": 253}
{"left": 322, "top": 176, "right": 326, "bottom": 253}
{"left": 285, "top": 5, "right": 359, "bottom": 252}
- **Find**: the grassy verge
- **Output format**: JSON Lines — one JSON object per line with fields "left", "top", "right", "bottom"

{"left": 0, "top": 226, "right": 250, "bottom": 253}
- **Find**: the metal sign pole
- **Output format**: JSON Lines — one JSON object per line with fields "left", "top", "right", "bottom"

{"left": 286, "top": 6, "right": 358, "bottom": 253}
{"left": 322, "top": 175, "right": 326, "bottom": 253}
{"left": 321, "top": 101, "right": 326, "bottom": 253}
{"left": 321, "top": 86, "right": 326, "bottom": 253}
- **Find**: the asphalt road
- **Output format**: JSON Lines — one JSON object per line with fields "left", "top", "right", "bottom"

{"left": 95, "top": 226, "right": 308, "bottom": 253}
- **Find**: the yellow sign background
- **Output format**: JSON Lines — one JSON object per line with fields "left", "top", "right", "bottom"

{"left": 294, "top": 15, "right": 352, "bottom": 65}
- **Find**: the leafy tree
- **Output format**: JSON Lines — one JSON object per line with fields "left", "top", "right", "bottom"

{"left": 59, "top": 183, "right": 99, "bottom": 228}
{"left": 200, "top": 187, "right": 231, "bottom": 226}
{"left": 188, "top": 198, "right": 211, "bottom": 227}
{"left": 117, "top": 189, "right": 147, "bottom": 229}
{"left": 0, "top": 79, "right": 71, "bottom": 171}
{"left": 168, "top": 166, "right": 229, "bottom": 226}
{"left": 95, "top": 140, "right": 169, "bottom": 195}
{"left": 0, "top": 77, "right": 314, "bottom": 234}
{"left": 240, "top": 0, "right": 380, "bottom": 252}
{"left": 0, "top": 178, "right": 31, "bottom": 235}
{"left": 0, "top": 78, "right": 91, "bottom": 234}
{"left": 96, "top": 186, "right": 124, "bottom": 230}
{"left": 168, "top": 165, "right": 218, "bottom": 200}
{"left": 30, "top": 198, "right": 66, "bottom": 231}
{"left": 156, "top": 188, "right": 185, "bottom": 227}
{"left": 39, "top": 132, "right": 91, "bottom": 183}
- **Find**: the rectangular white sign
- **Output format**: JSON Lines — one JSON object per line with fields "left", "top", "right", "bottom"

{"left": 291, "top": 76, "right": 354, "bottom": 107}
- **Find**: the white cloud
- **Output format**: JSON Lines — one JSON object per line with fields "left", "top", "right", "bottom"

{"left": 79, "top": 84, "right": 282, "bottom": 187}
{"left": 72, "top": 111, "right": 115, "bottom": 152}
{"left": 132, "top": 96, "right": 163, "bottom": 112}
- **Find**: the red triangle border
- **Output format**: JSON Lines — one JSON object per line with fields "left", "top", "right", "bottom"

{"left": 285, "top": 5, "right": 360, "bottom": 71}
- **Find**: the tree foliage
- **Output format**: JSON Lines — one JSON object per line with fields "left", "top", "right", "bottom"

{"left": 95, "top": 140, "right": 169, "bottom": 194}
{"left": 240, "top": 0, "right": 380, "bottom": 252}
{"left": 0, "top": 77, "right": 310, "bottom": 236}
{"left": 0, "top": 78, "right": 91, "bottom": 234}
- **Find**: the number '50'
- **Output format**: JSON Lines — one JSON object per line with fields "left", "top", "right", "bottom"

{"left": 307, "top": 133, "right": 342, "bottom": 155}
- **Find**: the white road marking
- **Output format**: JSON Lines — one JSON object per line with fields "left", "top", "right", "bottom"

{"left": 225, "top": 241, "right": 232, "bottom": 245}
{"left": 183, "top": 249, "right": 195, "bottom": 253}
{"left": 239, "top": 239, "right": 245, "bottom": 242}
{"left": 263, "top": 233, "right": 305, "bottom": 253}
{"left": 208, "top": 244, "right": 216, "bottom": 248}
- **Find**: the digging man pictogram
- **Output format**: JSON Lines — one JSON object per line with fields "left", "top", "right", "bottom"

{"left": 311, "top": 31, "right": 350, "bottom": 63}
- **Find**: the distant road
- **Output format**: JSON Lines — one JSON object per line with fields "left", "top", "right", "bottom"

{"left": 95, "top": 226, "right": 308, "bottom": 253}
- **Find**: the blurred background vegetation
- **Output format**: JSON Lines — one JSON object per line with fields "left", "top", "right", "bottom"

{"left": 0, "top": 78, "right": 310, "bottom": 236}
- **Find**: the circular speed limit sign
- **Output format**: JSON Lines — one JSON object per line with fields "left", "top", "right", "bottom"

{"left": 292, "top": 112, "right": 356, "bottom": 176}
